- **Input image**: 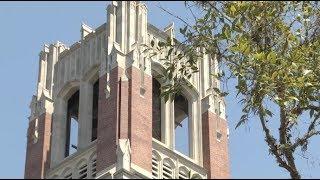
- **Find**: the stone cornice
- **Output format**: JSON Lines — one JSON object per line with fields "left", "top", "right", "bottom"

{"left": 59, "top": 23, "right": 106, "bottom": 60}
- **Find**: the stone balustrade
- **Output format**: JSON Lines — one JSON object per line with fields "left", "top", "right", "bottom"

{"left": 152, "top": 139, "right": 206, "bottom": 179}
{"left": 47, "top": 141, "right": 97, "bottom": 179}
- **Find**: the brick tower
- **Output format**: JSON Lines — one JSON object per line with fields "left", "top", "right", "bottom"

{"left": 24, "top": 1, "right": 230, "bottom": 179}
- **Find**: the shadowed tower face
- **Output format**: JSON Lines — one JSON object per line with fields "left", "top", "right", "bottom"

{"left": 91, "top": 79, "right": 99, "bottom": 142}
{"left": 152, "top": 77, "right": 161, "bottom": 141}
{"left": 24, "top": 1, "right": 230, "bottom": 179}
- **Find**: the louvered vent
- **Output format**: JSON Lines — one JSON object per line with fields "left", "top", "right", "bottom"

{"left": 152, "top": 154, "right": 159, "bottom": 179}
{"left": 91, "top": 157, "right": 97, "bottom": 178}
{"left": 178, "top": 169, "right": 189, "bottom": 179}
{"left": 64, "top": 173, "right": 72, "bottom": 179}
{"left": 78, "top": 164, "right": 88, "bottom": 179}
{"left": 162, "top": 161, "right": 173, "bottom": 179}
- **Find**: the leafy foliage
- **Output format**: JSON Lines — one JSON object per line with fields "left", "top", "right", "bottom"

{"left": 146, "top": 1, "right": 320, "bottom": 179}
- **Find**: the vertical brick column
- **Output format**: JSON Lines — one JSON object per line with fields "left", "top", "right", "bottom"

{"left": 202, "top": 111, "right": 230, "bottom": 179}
{"left": 96, "top": 64, "right": 152, "bottom": 174}
{"left": 128, "top": 66, "right": 153, "bottom": 172}
{"left": 24, "top": 112, "right": 52, "bottom": 179}
{"left": 97, "top": 67, "right": 123, "bottom": 172}
{"left": 118, "top": 74, "right": 130, "bottom": 140}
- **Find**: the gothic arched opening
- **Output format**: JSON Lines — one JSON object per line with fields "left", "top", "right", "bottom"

{"left": 65, "top": 90, "right": 80, "bottom": 157}
{"left": 152, "top": 77, "right": 162, "bottom": 141}
{"left": 174, "top": 94, "right": 190, "bottom": 157}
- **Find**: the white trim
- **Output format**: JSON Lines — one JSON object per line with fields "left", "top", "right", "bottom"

{"left": 95, "top": 163, "right": 116, "bottom": 179}
{"left": 131, "top": 163, "right": 153, "bottom": 178}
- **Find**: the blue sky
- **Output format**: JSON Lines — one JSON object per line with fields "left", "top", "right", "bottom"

{"left": 0, "top": 1, "right": 319, "bottom": 179}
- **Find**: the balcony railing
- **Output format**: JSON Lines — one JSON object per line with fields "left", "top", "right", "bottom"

{"left": 47, "top": 139, "right": 206, "bottom": 179}
{"left": 47, "top": 141, "right": 97, "bottom": 179}
{"left": 152, "top": 139, "right": 207, "bottom": 179}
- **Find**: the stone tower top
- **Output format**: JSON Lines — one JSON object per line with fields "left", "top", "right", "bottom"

{"left": 24, "top": 1, "right": 230, "bottom": 179}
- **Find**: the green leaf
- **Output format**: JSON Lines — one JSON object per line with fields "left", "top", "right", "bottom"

{"left": 220, "top": 92, "right": 229, "bottom": 97}
{"left": 158, "top": 41, "right": 165, "bottom": 47}
{"left": 230, "top": 5, "right": 237, "bottom": 14}
{"left": 168, "top": 48, "right": 173, "bottom": 56}
{"left": 310, "top": 109, "right": 315, "bottom": 118}
{"left": 305, "top": 82, "right": 313, "bottom": 87}
{"left": 213, "top": 87, "right": 221, "bottom": 94}
{"left": 220, "top": 17, "right": 225, "bottom": 23}
{"left": 180, "top": 26, "right": 187, "bottom": 35}
{"left": 265, "top": 109, "right": 273, "bottom": 117}
{"left": 166, "top": 37, "right": 171, "bottom": 44}
{"left": 254, "top": 52, "right": 265, "bottom": 61}
{"left": 204, "top": 11, "right": 210, "bottom": 20}
{"left": 142, "top": 47, "right": 150, "bottom": 54}
{"left": 292, "top": 62, "right": 298, "bottom": 68}
{"left": 289, "top": 96, "right": 299, "bottom": 102}
{"left": 235, "top": 114, "right": 248, "bottom": 129}
{"left": 173, "top": 38, "right": 178, "bottom": 44}
{"left": 271, "top": 71, "right": 278, "bottom": 79}
{"left": 267, "top": 52, "right": 277, "bottom": 63}
{"left": 303, "top": 69, "right": 312, "bottom": 76}
{"left": 222, "top": 24, "right": 231, "bottom": 39}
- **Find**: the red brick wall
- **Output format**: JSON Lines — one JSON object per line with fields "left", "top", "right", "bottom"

{"left": 24, "top": 112, "right": 52, "bottom": 179}
{"left": 119, "top": 74, "right": 129, "bottom": 140}
{"left": 128, "top": 67, "right": 152, "bottom": 172}
{"left": 97, "top": 67, "right": 123, "bottom": 172}
{"left": 96, "top": 66, "right": 152, "bottom": 174}
{"left": 202, "top": 111, "right": 230, "bottom": 179}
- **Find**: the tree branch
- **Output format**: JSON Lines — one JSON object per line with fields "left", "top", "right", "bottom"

{"left": 257, "top": 106, "right": 292, "bottom": 171}
{"left": 292, "top": 130, "right": 320, "bottom": 150}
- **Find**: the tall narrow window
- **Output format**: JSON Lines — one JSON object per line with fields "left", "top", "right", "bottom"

{"left": 174, "top": 94, "right": 189, "bottom": 157}
{"left": 92, "top": 79, "right": 99, "bottom": 141}
{"left": 152, "top": 78, "right": 162, "bottom": 141}
{"left": 66, "top": 90, "right": 80, "bottom": 157}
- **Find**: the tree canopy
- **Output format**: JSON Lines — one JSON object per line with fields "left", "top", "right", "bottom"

{"left": 145, "top": 1, "right": 320, "bottom": 179}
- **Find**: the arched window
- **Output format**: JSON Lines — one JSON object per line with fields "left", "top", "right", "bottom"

{"left": 174, "top": 94, "right": 190, "bottom": 157}
{"left": 66, "top": 90, "right": 80, "bottom": 157}
{"left": 92, "top": 79, "right": 99, "bottom": 141}
{"left": 152, "top": 77, "right": 162, "bottom": 141}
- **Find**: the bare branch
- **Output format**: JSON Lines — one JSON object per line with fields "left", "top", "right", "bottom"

{"left": 156, "top": 4, "right": 193, "bottom": 29}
